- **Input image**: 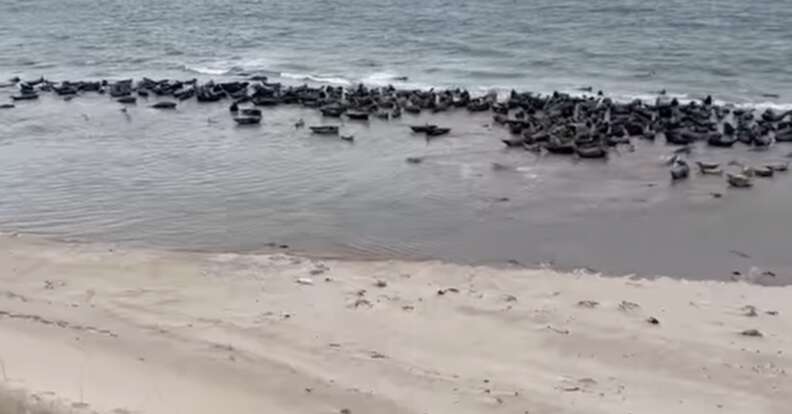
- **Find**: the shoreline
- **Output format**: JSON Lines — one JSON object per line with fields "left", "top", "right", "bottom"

{"left": 0, "top": 234, "right": 789, "bottom": 414}
{"left": 2, "top": 231, "right": 780, "bottom": 286}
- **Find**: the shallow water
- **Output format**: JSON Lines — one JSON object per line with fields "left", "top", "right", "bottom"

{"left": 2, "top": 92, "right": 792, "bottom": 284}
{"left": 2, "top": 0, "right": 792, "bottom": 283}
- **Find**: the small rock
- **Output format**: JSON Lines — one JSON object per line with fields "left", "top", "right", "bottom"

{"left": 711, "top": 192, "right": 723, "bottom": 199}
{"left": 740, "top": 329, "right": 763, "bottom": 337}
{"left": 401, "top": 305, "right": 414, "bottom": 311}
{"left": 374, "top": 280, "right": 388, "bottom": 288}
{"left": 305, "top": 387, "right": 312, "bottom": 393}
{"left": 646, "top": 317, "right": 660, "bottom": 325}
{"left": 766, "top": 310, "right": 779, "bottom": 316}
{"left": 561, "top": 386, "right": 580, "bottom": 392}
{"left": 370, "top": 351, "right": 387, "bottom": 359}
{"left": 503, "top": 294, "right": 518, "bottom": 302}
{"left": 340, "top": 409, "right": 351, "bottom": 414}
{"left": 296, "top": 278, "right": 314, "bottom": 286}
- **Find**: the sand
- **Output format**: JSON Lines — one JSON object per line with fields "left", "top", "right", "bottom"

{"left": 0, "top": 235, "right": 789, "bottom": 414}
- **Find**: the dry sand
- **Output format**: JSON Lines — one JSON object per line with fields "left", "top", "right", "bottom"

{"left": 0, "top": 235, "right": 789, "bottom": 414}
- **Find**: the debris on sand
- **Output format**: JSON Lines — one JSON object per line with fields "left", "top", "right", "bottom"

{"left": 547, "top": 326, "right": 570, "bottom": 335}
{"left": 296, "top": 278, "right": 314, "bottom": 286}
{"left": 729, "top": 249, "right": 751, "bottom": 259}
{"left": 742, "top": 305, "right": 758, "bottom": 317}
{"left": 577, "top": 300, "right": 599, "bottom": 308}
{"left": 646, "top": 317, "right": 660, "bottom": 325}
{"left": 618, "top": 301, "right": 641, "bottom": 312}
{"left": 437, "top": 288, "right": 460, "bottom": 295}
{"left": 740, "top": 329, "right": 763, "bottom": 337}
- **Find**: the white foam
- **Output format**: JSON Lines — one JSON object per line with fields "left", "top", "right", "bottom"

{"left": 280, "top": 72, "right": 352, "bottom": 86}
{"left": 182, "top": 65, "right": 232, "bottom": 76}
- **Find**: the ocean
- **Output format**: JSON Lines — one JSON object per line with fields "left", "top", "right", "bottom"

{"left": 1, "top": 0, "right": 791, "bottom": 106}
{"left": 2, "top": 0, "right": 792, "bottom": 283}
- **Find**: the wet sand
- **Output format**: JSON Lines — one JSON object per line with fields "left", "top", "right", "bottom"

{"left": 2, "top": 92, "right": 792, "bottom": 283}
{"left": 0, "top": 234, "right": 789, "bottom": 414}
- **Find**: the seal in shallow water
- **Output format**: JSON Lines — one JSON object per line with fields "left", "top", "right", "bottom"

{"left": 670, "top": 159, "right": 690, "bottom": 180}
{"left": 151, "top": 101, "right": 177, "bottom": 109}
{"left": 727, "top": 173, "right": 752, "bottom": 188}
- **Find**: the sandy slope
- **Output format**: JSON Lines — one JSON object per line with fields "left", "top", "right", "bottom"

{"left": 0, "top": 235, "right": 789, "bottom": 414}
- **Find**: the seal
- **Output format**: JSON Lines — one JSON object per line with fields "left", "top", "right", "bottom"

{"left": 425, "top": 127, "right": 451, "bottom": 137}
{"left": 575, "top": 145, "right": 607, "bottom": 159}
{"left": 346, "top": 111, "right": 370, "bottom": 121}
{"left": 117, "top": 96, "right": 137, "bottom": 104}
{"left": 310, "top": 125, "right": 339, "bottom": 135}
{"left": 233, "top": 116, "right": 261, "bottom": 125}
{"left": 727, "top": 173, "right": 752, "bottom": 188}
{"left": 150, "top": 101, "right": 177, "bottom": 109}
{"left": 670, "top": 159, "right": 690, "bottom": 180}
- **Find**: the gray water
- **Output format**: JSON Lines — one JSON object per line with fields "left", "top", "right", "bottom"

{"left": 2, "top": 0, "right": 792, "bottom": 283}
{"left": 2, "top": 0, "right": 791, "bottom": 105}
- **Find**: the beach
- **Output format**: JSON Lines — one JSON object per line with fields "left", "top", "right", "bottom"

{"left": 3, "top": 1, "right": 792, "bottom": 413}
{"left": 0, "top": 234, "right": 789, "bottom": 414}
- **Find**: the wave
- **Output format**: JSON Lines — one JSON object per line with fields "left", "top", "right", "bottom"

{"left": 182, "top": 64, "right": 237, "bottom": 76}
{"left": 280, "top": 72, "right": 352, "bottom": 86}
